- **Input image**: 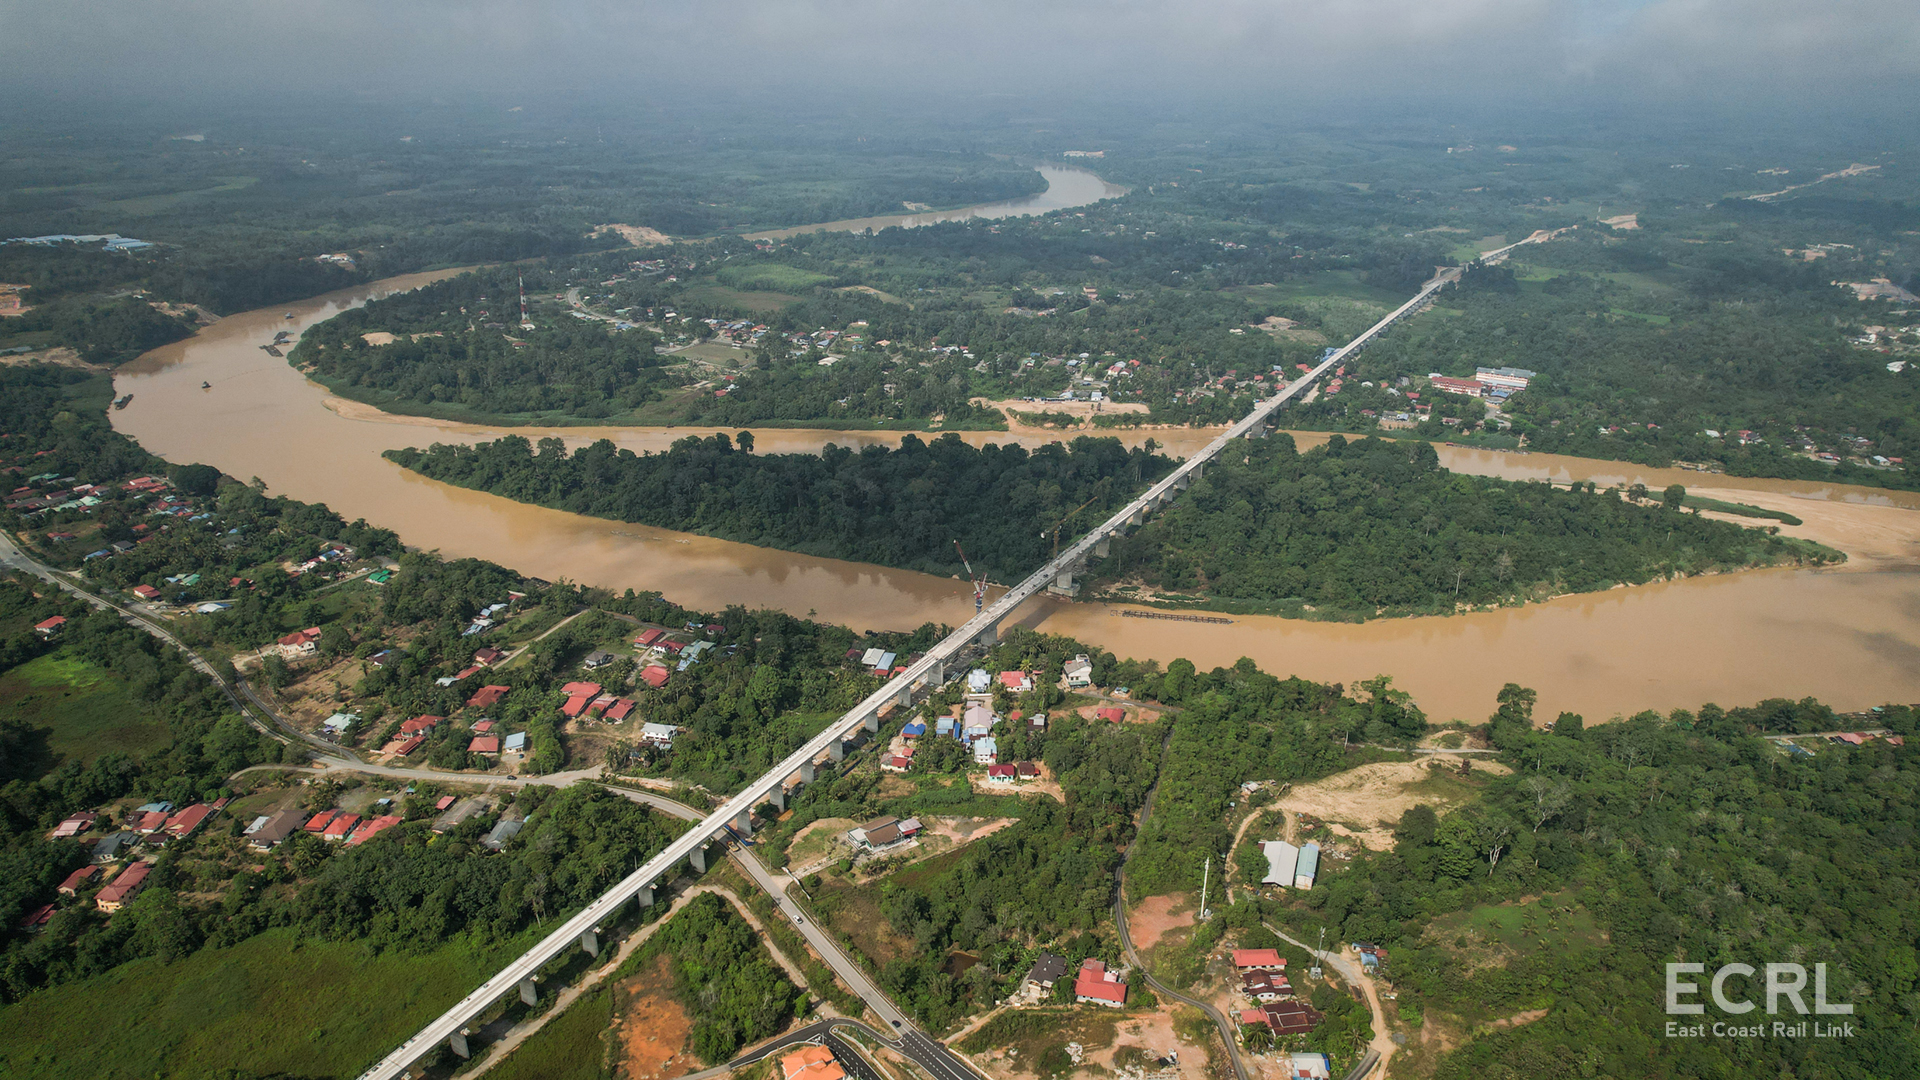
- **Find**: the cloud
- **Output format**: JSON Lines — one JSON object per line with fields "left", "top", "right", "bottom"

{"left": 1, "top": 0, "right": 1915, "bottom": 108}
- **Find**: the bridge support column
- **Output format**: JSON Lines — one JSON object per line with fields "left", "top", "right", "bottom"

{"left": 450, "top": 1030, "right": 471, "bottom": 1059}
{"left": 927, "top": 659, "right": 944, "bottom": 685}
{"left": 581, "top": 928, "right": 600, "bottom": 958}
{"left": 1128, "top": 508, "right": 1144, "bottom": 526}
{"left": 1175, "top": 473, "right": 1190, "bottom": 490}
{"left": 1094, "top": 536, "right": 1109, "bottom": 558}
{"left": 690, "top": 844, "right": 707, "bottom": 874}
{"left": 893, "top": 684, "right": 912, "bottom": 708}
{"left": 636, "top": 884, "right": 654, "bottom": 908}
{"left": 798, "top": 761, "right": 816, "bottom": 784}
{"left": 867, "top": 707, "right": 885, "bottom": 731}
{"left": 827, "top": 739, "right": 845, "bottom": 762}
{"left": 520, "top": 976, "right": 539, "bottom": 1006}
{"left": 974, "top": 623, "right": 998, "bottom": 647}
{"left": 769, "top": 786, "right": 786, "bottom": 812}
{"left": 734, "top": 811, "right": 753, "bottom": 837}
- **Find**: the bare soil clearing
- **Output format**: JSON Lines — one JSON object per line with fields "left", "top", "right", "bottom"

{"left": 616, "top": 955, "right": 697, "bottom": 1080}
{"left": 594, "top": 223, "right": 674, "bottom": 247}
{"left": 1127, "top": 893, "right": 1196, "bottom": 952}
{"left": 1276, "top": 760, "right": 1509, "bottom": 850}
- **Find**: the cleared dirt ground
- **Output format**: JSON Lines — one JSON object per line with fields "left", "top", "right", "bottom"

{"left": 1128, "top": 893, "right": 1196, "bottom": 952}
{"left": 615, "top": 955, "right": 697, "bottom": 1080}
{"left": 1276, "top": 760, "right": 1510, "bottom": 850}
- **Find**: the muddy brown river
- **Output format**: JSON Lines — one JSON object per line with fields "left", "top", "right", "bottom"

{"left": 112, "top": 272, "right": 1920, "bottom": 723}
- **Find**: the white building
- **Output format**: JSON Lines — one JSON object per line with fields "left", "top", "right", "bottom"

{"left": 1262, "top": 841, "right": 1300, "bottom": 887}
{"left": 1063, "top": 655, "right": 1094, "bottom": 688}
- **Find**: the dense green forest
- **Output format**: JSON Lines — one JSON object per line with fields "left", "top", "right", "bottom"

{"left": 387, "top": 431, "right": 1171, "bottom": 582}
{"left": 1295, "top": 690, "right": 1920, "bottom": 1080}
{"left": 632, "top": 892, "right": 805, "bottom": 1063}
{"left": 293, "top": 265, "right": 683, "bottom": 422}
{"left": 1091, "top": 433, "right": 1835, "bottom": 618}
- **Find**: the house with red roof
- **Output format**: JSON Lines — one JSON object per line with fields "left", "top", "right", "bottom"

{"left": 164, "top": 803, "right": 214, "bottom": 838}
{"left": 469, "top": 735, "right": 500, "bottom": 755}
{"left": 21, "top": 903, "right": 55, "bottom": 930}
{"left": 1233, "top": 949, "right": 1286, "bottom": 972}
{"left": 131, "top": 584, "right": 162, "bottom": 601}
{"left": 473, "top": 719, "right": 495, "bottom": 733}
{"left": 274, "top": 626, "right": 323, "bottom": 657}
{"left": 986, "top": 763, "right": 1018, "bottom": 782}
{"left": 1017, "top": 761, "right": 1041, "bottom": 778}
{"left": 383, "top": 735, "right": 425, "bottom": 757}
{"left": 634, "top": 628, "right": 664, "bottom": 647}
{"left": 34, "top": 616, "right": 66, "bottom": 637}
{"left": 997, "top": 670, "right": 1034, "bottom": 692}
{"left": 133, "top": 810, "right": 170, "bottom": 835}
{"left": 468, "top": 685, "right": 510, "bottom": 709}
{"left": 1074, "top": 958, "right": 1128, "bottom": 1007}
{"left": 57, "top": 865, "right": 99, "bottom": 895}
{"left": 322, "top": 814, "right": 361, "bottom": 841}
{"left": 95, "top": 861, "right": 152, "bottom": 912}
{"left": 345, "top": 815, "right": 403, "bottom": 846}
{"left": 558, "top": 681, "right": 602, "bottom": 717}
{"left": 401, "top": 715, "right": 442, "bottom": 736}
{"left": 639, "top": 665, "right": 670, "bottom": 689}
{"left": 603, "top": 698, "right": 635, "bottom": 722}
{"left": 1096, "top": 706, "right": 1125, "bottom": 723}
{"left": 882, "top": 754, "right": 913, "bottom": 773}
{"left": 304, "top": 809, "right": 340, "bottom": 833}
{"left": 474, "top": 646, "right": 508, "bottom": 666}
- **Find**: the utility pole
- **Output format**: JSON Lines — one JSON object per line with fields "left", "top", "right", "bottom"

{"left": 1198, "top": 855, "right": 1211, "bottom": 921}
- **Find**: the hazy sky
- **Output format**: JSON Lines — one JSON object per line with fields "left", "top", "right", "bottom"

{"left": 3, "top": 0, "right": 1916, "bottom": 111}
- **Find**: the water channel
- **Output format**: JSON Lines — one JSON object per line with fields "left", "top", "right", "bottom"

{"left": 109, "top": 179, "right": 1920, "bottom": 723}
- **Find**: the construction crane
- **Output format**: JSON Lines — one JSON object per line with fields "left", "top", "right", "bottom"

{"left": 953, "top": 540, "right": 987, "bottom": 612}
{"left": 1044, "top": 492, "right": 1105, "bottom": 559}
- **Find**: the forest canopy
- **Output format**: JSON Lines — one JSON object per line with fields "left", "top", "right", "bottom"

{"left": 386, "top": 432, "right": 1172, "bottom": 582}
{"left": 1091, "top": 433, "right": 1836, "bottom": 619}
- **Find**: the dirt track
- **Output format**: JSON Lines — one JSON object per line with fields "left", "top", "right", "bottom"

{"left": 1275, "top": 761, "right": 1509, "bottom": 850}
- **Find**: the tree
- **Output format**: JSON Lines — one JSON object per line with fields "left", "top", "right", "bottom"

{"left": 261, "top": 653, "right": 292, "bottom": 690}
{"left": 1663, "top": 483, "right": 1686, "bottom": 510}
{"left": 168, "top": 462, "right": 222, "bottom": 496}
{"left": 1521, "top": 775, "right": 1571, "bottom": 832}
{"left": 736, "top": 430, "right": 755, "bottom": 453}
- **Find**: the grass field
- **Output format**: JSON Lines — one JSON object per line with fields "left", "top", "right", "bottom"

{"left": 1682, "top": 493, "right": 1803, "bottom": 526}
{"left": 486, "top": 981, "right": 618, "bottom": 1080}
{"left": 0, "top": 652, "right": 172, "bottom": 766}
{"left": 0, "top": 927, "right": 541, "bottom": 1080}
{"left": 715, "top": 264, "right": 835, "bottom": 293}
{"left": 677, "top": 282, "right": 805, "bottom": 313}
{"left": 1426, "top": 889, "right": 1602, "bottom": 957}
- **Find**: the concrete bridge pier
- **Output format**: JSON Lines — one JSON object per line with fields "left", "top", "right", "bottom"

{"left": 1094, "top": 536, "right": 1110, "bottom": 558}
{"left": 768, "top": 786, "right": 786, "bottom": 812}
{"left": 690, "top": 843, "right": 708, "bottom": 874}
{"left": 450, "top": 1030, "right": 471, "bottom": 1059}
{"left": 519, "top": 976, "right": 539, "bottom": 1006}
{"left": 927, "top": 659, "right": 944, "bottom": 685}
{"left": 734, "top": 810, "right": 753, "bottom": 837}
{"left": 827, "top": 739, "right": 845, "bottom": 762}
{"left": 797, "top": 761, "right": 816, "bottom": 784}
{"left": 974, "top": 622, "right": 999, "bottom": 647}
{"left": 636, "top": 884, "right": 654, "bottom": 909}
{"left": 867, "top": 707, "right": 886, "bottom": 731}
{"left": 581, "top": 928, "right": 600, "bottom": 958}
{"left": 1174, "top": 473, "right": 1190, "bottom": 490}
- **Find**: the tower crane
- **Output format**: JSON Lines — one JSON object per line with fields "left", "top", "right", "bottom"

{"left": 1044, "top": 492, "right": 1105, "bottom": 559}
{"left": 953, "top": 540, "right": 987, "bottom": 612}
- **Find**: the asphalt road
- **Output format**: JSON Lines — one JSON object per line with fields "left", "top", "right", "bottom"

{"left": 1113, "top": 727, "right": 1251, "bottom": 1080}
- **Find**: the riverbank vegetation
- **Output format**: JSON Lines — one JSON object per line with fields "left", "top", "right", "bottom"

{"left": 386, "top": 431, "right": 1173, "bottom": 583}
{"left": 1088, "top": 433, "right": 1838, "bottom": 619}
{"left": 1267, "top": 689, "right": 1920, "bottom": 1080}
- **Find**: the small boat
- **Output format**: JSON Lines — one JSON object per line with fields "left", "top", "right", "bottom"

{"left": 201, "top": 381, "right": 211, "bottom": 389}
{"left": 264, "top": 346, "right": 282, "bottom": 357}
{"left": 113, "top": 394, "right": 133, "bottom": 409}
{"left": 284, "top": 312, "right": 295, "bottom": 319}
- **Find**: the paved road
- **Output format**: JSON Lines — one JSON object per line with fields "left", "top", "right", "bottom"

{"left": 1113, "top": 729, "right": 1250, "bottom": 1080}
{"left": 0, "top": 530, "right": 339, "bottom": 755}
{"left": 278, "top": 755, "right": 979, "bottom": 1080}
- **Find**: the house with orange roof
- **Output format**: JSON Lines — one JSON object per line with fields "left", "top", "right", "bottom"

{"left": 779, "top": 1045, "right": 846, "bottom": 1080}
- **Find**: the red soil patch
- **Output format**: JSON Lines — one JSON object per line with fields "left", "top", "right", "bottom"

{"left": 616, "top": 955, "right": 697, "bottom": 1080}
{"left": 1128, "top": 893, "right": 1195, "bottom": 952}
